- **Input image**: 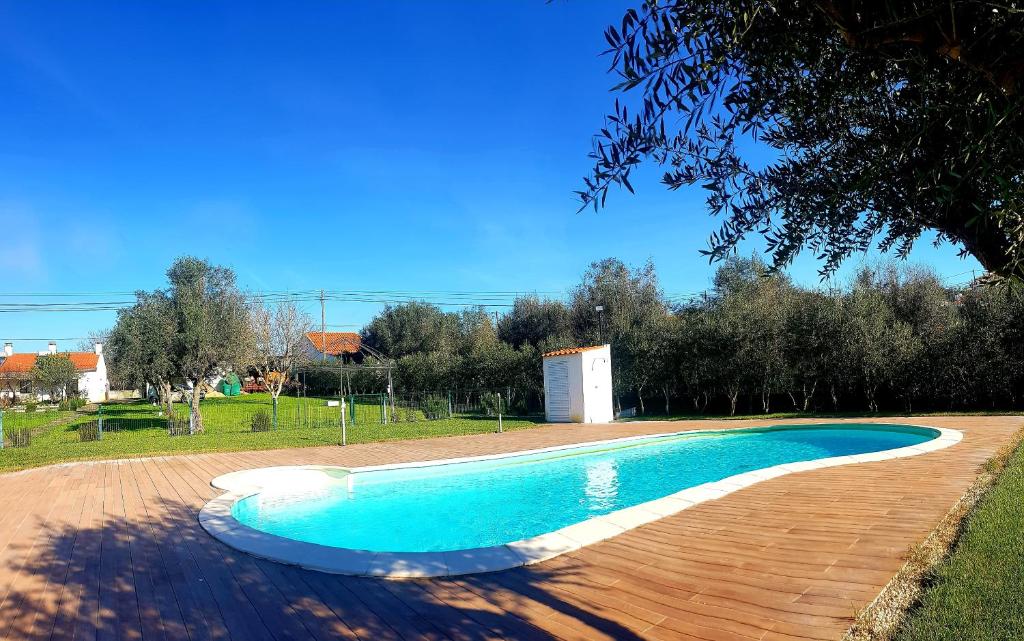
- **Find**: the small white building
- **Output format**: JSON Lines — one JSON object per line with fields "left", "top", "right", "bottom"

{"left": 0, "top": 342, "right": 110, "bottom": 403}
{"left": 542, "top": 345, "right": 614, "bottom": 424}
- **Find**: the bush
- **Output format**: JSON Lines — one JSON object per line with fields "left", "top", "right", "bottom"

{"left": 480, "top": 392, "right": 501, "bottom": 416}
{"left": 5, "top": 427, "right": 31, "bottom": 448}
{"left": 58, "top": 400, "right": 71, "bottom": 412}
{"left": 167, "top": 416, "right": 191, "bottom": 437}
{"left": 78, "top": 423, "right": 100, "bottom": 442}
{"left": 251, "top": 411, "right": 272, "bottom": 432}
{"left": 69, "top": 398, "right": 86, "bottom": 411}
{"left": 421, "top": 396, "right": 448, "bottom": 420}
{"left": 24, "top": 402, "right": 38, "bottom": 413}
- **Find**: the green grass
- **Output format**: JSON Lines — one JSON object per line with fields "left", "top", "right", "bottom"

{"left": 0, "top": 393, "right": 542, "bottom": 473}
{"left": 0, "top": 408, "right": 75, "bottom": 431}
{"left": 894, "top": 442, "right": 1024, "bottom": 641}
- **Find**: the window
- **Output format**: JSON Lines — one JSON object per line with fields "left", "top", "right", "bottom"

{"left": 18, "top": 379, "right": 32, "bottom": 394}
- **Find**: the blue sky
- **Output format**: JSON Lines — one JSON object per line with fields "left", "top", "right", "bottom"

{"left": 0, "top": 1, "right": 981, "bottom": 352}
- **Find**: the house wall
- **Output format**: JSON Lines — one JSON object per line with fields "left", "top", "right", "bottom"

{"left": 77, "top": 355, "right": 109, "bottom": 403}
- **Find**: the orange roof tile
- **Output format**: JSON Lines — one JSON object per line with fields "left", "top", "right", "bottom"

{"left": 305, "top": 331, "right": 361, "bottom": 356}
{"left": 542, "top": 345, "right": 606, "bottom": 358}
{"left": 0, "top": 352, "right": 99, "bottom": 375}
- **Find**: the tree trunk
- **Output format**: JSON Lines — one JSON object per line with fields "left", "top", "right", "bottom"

{"left": 637, "top": 386, "right": 645, "bottom": 415}
{"left": 803, "top": 381, "right": 818, "bottom": 412}
{"left": 728, "top": 389, "right": 739, "bottom": 416}
{"left": 761, "top": 385, "right": 771, "bottom": 413}
{"left": 159, "top": 380, "right": 174, "bottom": 416}
{"left": 662, "top": 386, "right": 671, "bottom": 416}
{"left": 189, "top": 382, "right": 204, "bottom": 434}
{"left": 830, "top": 383, "right": 839, "bottom": 411}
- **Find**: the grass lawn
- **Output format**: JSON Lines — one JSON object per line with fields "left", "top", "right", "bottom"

{"left": 893, "top": 440, "right": 1024, "bottom": 641}
{"left": 0, "top": 393, "right": 542, "bottom": 473}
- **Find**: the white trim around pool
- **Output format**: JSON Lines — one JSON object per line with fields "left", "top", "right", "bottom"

{"left": 198, "top": 423, "right": 963, "bottom": 579}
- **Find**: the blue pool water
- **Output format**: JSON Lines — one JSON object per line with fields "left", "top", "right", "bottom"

{"left": 232, "top": 424, "right": 934, "bottom": 553}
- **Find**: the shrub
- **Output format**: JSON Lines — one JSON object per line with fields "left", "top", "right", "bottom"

{"left": 421, "top": 396, "right": 448, "bottom": 420}
{"left": 58, "top": 400, "right": 71, "bottom": 412}
{"left": 78, "top": 423, "right": 100, "bottom": 442}
{"left": 480, "top": 392, "right": 501, "bottom": 416}
{"left": 69, "top": 398, "right": 87, "bottom": 411}
{"left": 24, "top": 402, "right": 38, "bottom": 413}
{"left": 167, "top": 416, "right": 191, "bottom": 436}
{"left": 251, "top": 411, "right": 272, "bottom": 432}
{"left": 6, "top": 427, "right": 31, "bottom": 448}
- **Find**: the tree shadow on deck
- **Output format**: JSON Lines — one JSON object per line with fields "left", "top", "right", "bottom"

{"left": 1, "top": 491, "right": 651, "bottom": 641}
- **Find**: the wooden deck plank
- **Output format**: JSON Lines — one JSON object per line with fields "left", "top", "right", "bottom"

{"left": 0, "top": 416, "right": 1017, "bottom": 641}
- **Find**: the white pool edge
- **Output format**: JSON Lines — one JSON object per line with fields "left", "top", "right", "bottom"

{"left": 199, "top": 423, "right": 963, "bottom": 579}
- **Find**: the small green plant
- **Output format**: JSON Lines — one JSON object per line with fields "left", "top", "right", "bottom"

{"left": 480, "top": 392, "right": 501, "bottom": 416}
{"left": 6, "top": 427, "right": 31, "bottom": 448}
{"left": 58, "top": 400, "right": 71, "bottom": 412}
{"left": 421, "top": 396, "right": 448, "bottom": 420}
{"left": 23, "top": 402, "right": 38, "bottom": 413}
{"left": 251, "top": 411, "right": 272, "bottom": 432}
{"left": 69, "top": 398, "right": 86, "bottom": 411}
{"left": 78, "top": 423, "right": 100, "bottom": 442}
{"left": 167, "top": 416, "right": 191, "bottom": 436}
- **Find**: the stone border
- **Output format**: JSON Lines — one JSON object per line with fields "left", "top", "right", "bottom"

{"left": 199, "top": 423, "right": 963, "bottom": 578}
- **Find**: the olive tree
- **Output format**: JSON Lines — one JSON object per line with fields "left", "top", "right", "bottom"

{"left": 32, "top": 354, "right": 78, "bottom": 402}
{"left": 166, "top": 257, "right": 253, "bottom": 434}
{"left": 107, "top": 292, "right": 175, "bottom": 414}
{"left": 581, "top": 1, "right": 1024, "bottom": 281}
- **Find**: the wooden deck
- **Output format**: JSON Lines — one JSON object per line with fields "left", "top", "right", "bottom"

{"left": 0, "top": 416, "right": 1019, "bottom": 641}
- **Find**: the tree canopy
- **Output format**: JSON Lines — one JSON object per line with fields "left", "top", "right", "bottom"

{"left": 580, "top": 1, "right": 1024, "bottom": 281}
{"left": 32, "top": 354, "right": 78, "bottom": 402}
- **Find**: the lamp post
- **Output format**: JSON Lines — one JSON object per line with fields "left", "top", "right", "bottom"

{"left": 595, "top": 305, "right": 605, "bottom": 344}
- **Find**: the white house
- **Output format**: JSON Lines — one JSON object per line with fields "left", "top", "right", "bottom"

{"left": 542, "top": 344, "right": 614, "bottom": 424}
{"left": 0, "top": 342, "right": 110, "bottom": 403}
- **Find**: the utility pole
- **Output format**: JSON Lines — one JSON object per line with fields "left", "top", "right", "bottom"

{"left": 320, "top": 289, "right": 326, "bottom": 363}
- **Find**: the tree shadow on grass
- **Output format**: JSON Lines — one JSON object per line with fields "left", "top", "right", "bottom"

{"left": 1, "top": 491, "right": 649, "bottom": 641}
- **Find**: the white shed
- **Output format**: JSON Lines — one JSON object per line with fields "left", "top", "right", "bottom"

{"left": 542, "top": 345, "right": 614, "bottom": 424}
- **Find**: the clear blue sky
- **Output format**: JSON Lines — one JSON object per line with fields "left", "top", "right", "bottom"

{"left": 0, "top": 1, "right": 980, "bottom": 352}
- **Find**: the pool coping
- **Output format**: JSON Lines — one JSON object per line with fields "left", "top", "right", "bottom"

{"left": 198, "top": 422, "right": 963, "bottom": 578}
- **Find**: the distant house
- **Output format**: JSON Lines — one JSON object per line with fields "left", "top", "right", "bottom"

{"left": 0, "top": 342, "right": 110, "bottom": 403}
{"left": 303, "top": 331, "right": 363, "bottom": 364}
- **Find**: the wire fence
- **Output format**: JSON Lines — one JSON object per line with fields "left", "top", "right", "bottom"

{"left": 0, "top": 388, "right": 545, "bottom": 452}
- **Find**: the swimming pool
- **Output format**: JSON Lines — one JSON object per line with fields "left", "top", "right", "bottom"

{"left": 201, "top": 423, "right": 962, "bottom": 577}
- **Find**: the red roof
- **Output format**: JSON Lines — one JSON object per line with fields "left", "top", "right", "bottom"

{"left": 0, "top": 352, "right": 99, "bottom": 375}
{"left": 542, "top": 345, "right": 606, "bottom": 358}
{"left": 305, "top": 332, "right": 361, "bottom": 356}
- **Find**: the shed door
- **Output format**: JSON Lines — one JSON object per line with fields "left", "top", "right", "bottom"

{"left": 545, "top": 360, "right": 570, "bottom": 422}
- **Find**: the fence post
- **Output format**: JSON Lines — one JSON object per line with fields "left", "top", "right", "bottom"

{"left": 380, "top": 393, "right": 386, "bottom": 425}
{"left": 448, "top": 391, "right": 453, "bottom": 418}
{"left": 349, "top": 395, "right": 355, "bottom": 425}
{"left": 272, "top": 396, "right": 278, "bottom": 431}
{"left": 98, "top": 404, "right": 104, "bottom": 440}
{"left": 497, "top": 392, "right": 503, "bottom": 434}
{"left": 340, "top": 397, "right": 347, "bottom": 446}
{"left": 0, "top": 409, "right": 4, "bottom": 449}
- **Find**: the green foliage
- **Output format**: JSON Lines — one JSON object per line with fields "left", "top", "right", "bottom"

{"left": 24, "top": 402, "right": 38, "bottom": 413}
{"left": 31, "top": 354, "right": 77, "bottom": 402}
{"left": 420, "top": 395, "right": 449, "bottom": 420}
{"left": 353, "top": 256, "right": 1023, "bottom": 417}
{"left": 582, "top": 2, "right": 1024, "bottom": 281}
{"left": 250, "top": 411, "right": 272, "bottom": 433}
